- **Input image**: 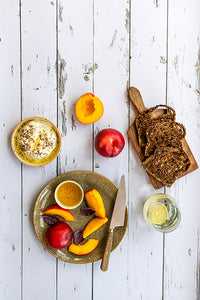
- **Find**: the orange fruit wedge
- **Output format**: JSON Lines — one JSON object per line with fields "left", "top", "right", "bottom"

{"left": 68, "top": 239, "right": 99, "bottom": 255}
{"left": 83, "top": 216, "right": 108, "bottom": 238}
{"left": 85, "top": 189, "right": 106, "bottom": 218}
{"left": 43, "top": 205, "right": 75, "bottom": 222}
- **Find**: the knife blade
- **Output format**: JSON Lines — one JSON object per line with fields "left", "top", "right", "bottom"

{"left": 100, "top": 175, "right": 126, "bottom": 271}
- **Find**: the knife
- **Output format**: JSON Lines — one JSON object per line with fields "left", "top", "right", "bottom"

{"left": 100, "top": 175, "right": 126, "bottom": 271}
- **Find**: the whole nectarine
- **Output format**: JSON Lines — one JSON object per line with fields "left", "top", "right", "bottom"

{"left": 45, "top": 221, "right": 73, "bottom": 249}
{"left": 95, "top": 128, "right": 125, "bottom": 157}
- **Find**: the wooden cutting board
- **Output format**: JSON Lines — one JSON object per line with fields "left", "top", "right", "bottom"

{"left": 128, "top": 87, "right": 199, "bottom": 190}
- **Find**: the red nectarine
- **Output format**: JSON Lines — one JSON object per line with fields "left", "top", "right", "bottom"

{"left": 45, "top": 221, "right": 73, "bottom": 249}
{"left": 95, "top": 128, "right": 125, "bottom": 157}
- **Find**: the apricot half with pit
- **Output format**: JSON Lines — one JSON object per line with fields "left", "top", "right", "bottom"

{"left": 85, "top": 189, "right": 106, "bottom": 218}
{"left": 43, "top": 205, "right": 75, "bottom": 222}
{"left": 75, "top": 93, "right": 104, "bottom": 124}
{"left": 83, "top": 216, "right": 108, "bottom": 238}
{"left": 68, "top": 239, "right": 99, "bottom": 255}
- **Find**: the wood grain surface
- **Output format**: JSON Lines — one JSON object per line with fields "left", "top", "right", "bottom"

{"left": 0, "top": 0, "right": 200, "bottom": 300}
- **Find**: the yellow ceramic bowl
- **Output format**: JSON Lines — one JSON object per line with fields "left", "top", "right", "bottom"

{"left": 54, "top": 180, "right": 84, "bottom": 209}
{"left": 11, "top": 117, "right": 61, "bottom": 167}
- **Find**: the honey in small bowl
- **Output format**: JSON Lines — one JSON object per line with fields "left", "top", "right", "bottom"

{"left": 55, "top": 180, "right": 84, "bottom": 209}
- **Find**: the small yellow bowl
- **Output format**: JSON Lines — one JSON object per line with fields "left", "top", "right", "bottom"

{"left": 11, "top": 117, "right": 61, "bottom": 167}
{"left": 55, "top": 180, "right": 84, "bottom": 210}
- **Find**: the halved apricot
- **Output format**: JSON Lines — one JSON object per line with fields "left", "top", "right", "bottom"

{"left": 68, "top": 239, "right": 99, "bottom": 255}
{"left": 75, "top": 93, "right": 104, "bottom": 124}
{"left": 83, "top": 216, "right": 108, "bottom": 238}
{"left": 43, "top": 205, "right": 75, "bottom": 222}
{"left": 85, "top": 189, "right": 106, "bottom": 218}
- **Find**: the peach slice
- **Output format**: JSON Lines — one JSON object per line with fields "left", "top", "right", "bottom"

{"left": 85, "top": 189, "right": 106, "bottom": 218}
{"left": 83, "top": 216, "right": 108, "bottom": 238}
{"left": 75, "top": 93, "right": 104, "bottom": 124}
{"left": 68, "top": 239, "right": 99, "bottom": 255}
{"left": 43, "top": 205, "right": 75, "bottom": 222}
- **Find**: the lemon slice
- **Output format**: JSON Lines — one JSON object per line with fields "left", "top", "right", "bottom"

{"left": 149, "top": 203, "right": 168, "bottom": 225}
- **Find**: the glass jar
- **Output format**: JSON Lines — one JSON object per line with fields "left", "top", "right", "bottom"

{"left": 143, "top": 193, "right": 181, "bottom": 233}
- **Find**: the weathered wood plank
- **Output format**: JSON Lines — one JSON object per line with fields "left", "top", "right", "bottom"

{"left": 21, "top": 1, "right": 57, "bottom": 299}
{"left": 0, "top": 0, "right": 199, "bottom": 299}
{"left": 0, "top": 1, "right": 21, "bottom": 299}
{"left": 57, "top": 0, "right": 93, "bottom": 299}
{"left": 128, "top": 0, "right": 168, "bottom": 299}
{"left": 164, "top": 0, "right": 200, "bottom": 299}
{"left": 92, "top": 0, "right": 129, "bottom": 298}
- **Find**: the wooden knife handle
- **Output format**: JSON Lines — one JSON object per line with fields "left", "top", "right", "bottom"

{"left": 128, "top": 87, "right": 147, "bottom": 113}
{"left": 100, "top": 229, "right": 114, "bottom": 271}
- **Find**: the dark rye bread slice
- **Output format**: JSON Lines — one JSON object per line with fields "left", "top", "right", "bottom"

{"left": 141, "top": 147, "right": 191, "bottom": 187}
{"left": 145, "top": 120, "right": 186, "bottom": 157}
{"left": 135, "top": 105, "right": 176, "bottom": 147}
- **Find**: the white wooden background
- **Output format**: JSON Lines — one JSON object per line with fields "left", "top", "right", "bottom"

{"left": 0, "top": 0, "right": 200, "bottom": 299}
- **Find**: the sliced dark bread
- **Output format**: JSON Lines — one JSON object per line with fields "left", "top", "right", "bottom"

{"left": 135, "top": 105, "right": 176, "bottom": 147}
{"left": 145, "top": 120, "right": 186, "bottom": 156}
{"left": 141, "top": 147, "right": 191, "bottom": 187}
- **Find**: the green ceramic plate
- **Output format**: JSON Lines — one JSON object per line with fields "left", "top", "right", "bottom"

{"left": 33, "top": 170, "right": 128, "bottom": 264}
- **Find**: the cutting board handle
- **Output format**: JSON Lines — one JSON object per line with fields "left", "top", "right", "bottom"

{"left": 128, "top": 87, "right": 147, "bottom": 113}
